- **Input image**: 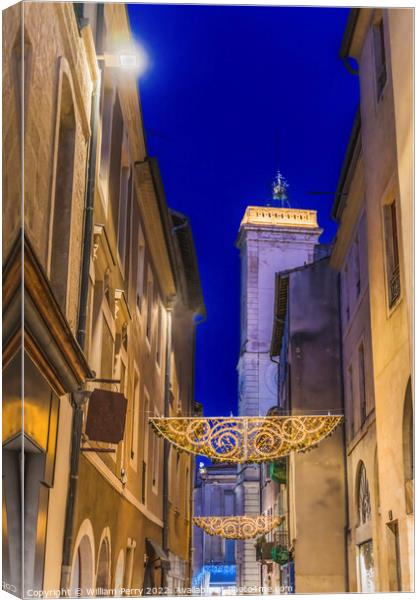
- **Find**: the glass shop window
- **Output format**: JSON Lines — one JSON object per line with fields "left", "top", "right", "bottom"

{"left": 358, "top": 540, "right": 375, "bottom": 592}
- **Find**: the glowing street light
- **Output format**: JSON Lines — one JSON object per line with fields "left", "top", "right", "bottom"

{"left": 103, "top": 42, "right": 149, "bottom": 77}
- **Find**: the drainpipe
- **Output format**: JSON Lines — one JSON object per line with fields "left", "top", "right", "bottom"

{"left": 60, "top": 391, "right": 90, "bottom": 590}
{"left": 188, "top": 313, "right": 206, "bottom": 586}
{"left": 259, "top": 462, "right": 264, "bottom": 588}
{"left": 60, "top": 7, "right": 104, "bottom": 591}
{"left": 162, "top": 307, "right": 173, "bottom": 588}
{"left": 337, "top": 272, "right": 350, "bottom": 592}
{"left": 76, "top": 73, "right": 102, "bottom": 346}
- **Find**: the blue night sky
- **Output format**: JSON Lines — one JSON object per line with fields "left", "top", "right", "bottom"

{"left": 128, "top": 4, "right": 359, "bottom": 417}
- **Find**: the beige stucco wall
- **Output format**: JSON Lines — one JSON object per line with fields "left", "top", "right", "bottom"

{"left": 290, "top": 430, "right": 347, "bottom": 593}
{"left": 386, "top": 10, "right": 413, "bottom": 364}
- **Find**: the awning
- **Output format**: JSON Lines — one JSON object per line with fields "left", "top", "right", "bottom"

{"left": 146, "top": 538, "right": 170, "bottom": 571}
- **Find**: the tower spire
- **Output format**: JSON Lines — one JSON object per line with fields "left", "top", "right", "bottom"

{"left": 272, "top": 170, "right": 290, "bottom": 208}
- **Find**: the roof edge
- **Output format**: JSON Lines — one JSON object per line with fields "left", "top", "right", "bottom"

{"left": 332, "top": 109, "right": 361, "bottom": 221}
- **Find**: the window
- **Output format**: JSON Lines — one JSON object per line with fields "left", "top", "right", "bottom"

{"left": 108, "top": 93, "right": 124, "bottom": 232}
{"left": 117, "top": 165, "right": 130, "bottom": 272}
{"left": 354, "top": 236, "right": 361, "bottom": 297}
{"left": 100, "top": 317, "right": 114, "bottom": 379}
{"left": 358, "top": 540, "right": 375, "bottom": 592}
{"left": 12, "top": 26, "right": 32, "bottom": 141}
{"left": 136, "top": 225, "right": 145, "bottom": 311}
{"left": 151, "top": 408, "right": 160, "bottom": 492}
{"left": 347, "top": 366, "right": 355, "bottom": 438}
{"left": 130, "top": 369, "right": 140, "bottom": 464}
{"left": 357, "top": 463, "right": 372, "bottom": 525}
{"left": 358, "top": 344, "right": 367, "bottom": 425}
{"left": 99, "top": 77, "right": 115, "bottom": 185}
{"left": 403, "top": 378, "right": 413, "bottom": 514}
{"left": 156, "top": 304, "right": 163, "bottom": 366}
{"left": 146, "top": 270, "right": 154, "bottom": 343}
{"left": 96, "top": 537, "right": 110, "bottom": 592}
{"left": 343, "top": 265, "right": 350, "bottom": 323}
{"left": 373, "top": 18, "right": 387, "bottom": 100}
{"left": 141, "top": 389, "right": 149, "bottom": 504}
{"left": 104, "top": 268, "right": 111, "bottom": 307}
{"left": 383, "top": 201, "right": 401, "bottom": 308}
{"left": 50, "top": 72, "right": 76, "bottom": 313}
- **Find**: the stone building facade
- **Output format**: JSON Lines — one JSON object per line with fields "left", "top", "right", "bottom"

{"left": 235, "top": 206, "right": 322, "bottom": 589}
{"left": 338, "top": 8, "right": 413, "bottom": 591}
{"left": 2, "top": 3, "right": 204, "bottom": 597}
{"left": 3, "top": 3, "right": 97, "bottom": 595}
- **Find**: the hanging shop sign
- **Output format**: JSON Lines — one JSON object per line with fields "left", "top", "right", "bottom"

{"left": 85, "top": 389, "right": 127, "bottom": 443}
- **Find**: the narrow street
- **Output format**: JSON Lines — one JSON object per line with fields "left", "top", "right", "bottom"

{"left": 2, "top": 2, "right": 413, "bottom": 598}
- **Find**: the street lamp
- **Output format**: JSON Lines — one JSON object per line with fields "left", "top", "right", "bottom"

{"left": 103, "top": 42, "right": 149, "bottom": 77}
{"left": 199, "top": 461, "right": 207, "bottom": 479}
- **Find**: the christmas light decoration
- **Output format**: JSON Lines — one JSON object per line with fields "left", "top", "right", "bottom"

{"left": 149, "top": 415, "right": 343, "bottom": 463}
{"left": 193, "top": 515, "right": 284, "bottom": 540}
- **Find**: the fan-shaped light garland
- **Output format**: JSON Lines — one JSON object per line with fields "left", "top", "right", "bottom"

{"left": 149, "top": 415, "right": 343, "bottom": 463}
{"left": 193, "top": 515, "right": 284, "bottom": 540}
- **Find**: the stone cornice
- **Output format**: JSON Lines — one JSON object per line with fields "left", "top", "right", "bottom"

{"left": 241, "top": 206, "right": 319, "bottom": 229}
{"left": 237, "top": 206, "right": 322, "bottom": 248}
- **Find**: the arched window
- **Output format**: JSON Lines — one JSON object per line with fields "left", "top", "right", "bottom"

{"left": 96, "top": 536, "right": 110, "bottom": 593}
{"left": 357, "top": 462, "right": 372, "bottom": 526}
{"left": 50, "top": 71, "right": 76, "bottom": 313}
{"left": 403, "top": 378, "right": 413, "bottom": 513}
{"left": 70, "top": 534, "right": 94, "bottom": 597}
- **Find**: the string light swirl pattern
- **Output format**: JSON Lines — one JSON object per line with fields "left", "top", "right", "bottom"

{"left": 193, "top": 515, "right": 284, "bottom": 540}
{"left": 149, "top": 415, "right": 343, "bottom": 463}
